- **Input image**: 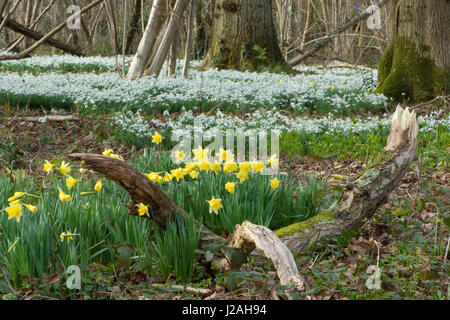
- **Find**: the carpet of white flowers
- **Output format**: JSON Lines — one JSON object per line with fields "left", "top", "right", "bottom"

{"left": 0, "top": 55, "right": 389, "bottom": 114}
{"left": 0, "top": 54, "right": 448, "bottom": 299}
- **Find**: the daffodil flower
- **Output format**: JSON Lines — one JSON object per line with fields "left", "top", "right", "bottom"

{"left": 251, "top": 161, "right": 265, "bottom": 173}
{"left": 239, "top": 162, "right": 251, "bottom": 173}
{"left": 225, "top": 182, "right": 236, "bottom": 194}
{"left": 211, "top": 162, "right": 221, "bottom": 173}
{"left": 24, "top": 204, "right": 37, "bottom": 213}
{"left": 199, "top": 160, "right": 210, "bottom": 171}
{"left": 5, "top": 204, "right": 22, "bottom": 222}
{"left": 58, "top": 161, "right": 71, "bottom": 175}
{"left": 8, "top": 192, "right": 25, "bottom": 203}
{"left": 136, "top": 203, "right": 149, "bottom": 217}
{"left": 207, "top": 197, "right": 222, "bottom": 215}
{"left": 65, "top": 176, "right": 79, "bottom": 189}
{"left": 267, "top": 154, "right": 279, "bottom": 168}
{"left": 152, "top": 132, "right": 162, "bottom": 144}
{"left": 171, "top": 168, "right": 184, "bottom": 181}
{"left": 146, "top": 172, "right": 162, "bottom": 183}
{"left": 58, "top": 189, "right": 71, "bottom": 202}
{"left": 175, "top": 150, "right": 184, "bottom": 162}
{"left": 102, "top": 149, "right": 113, "bottom": 157}
{"left": 60, "top": 231, "right": 79, "bottom": 243}
{"left": 236, "top": 171, "right": 249, "bottom": 182}
{"left": 189, "top": 170, "right": 199, "bottom": 179}
{"left": 94, "top": 180, "right": 102, "bottom": 191}
{"left": 43, "top": 160, "right": 55, "bottom": 174}
{"left": 223, "top": 161, "right": 238, "bottom": 173}
{"left": 270, "top": 177, "right": 281, "bottom": 189}
{"left": 110, "top": 153, "right": 124, "bottom": 161}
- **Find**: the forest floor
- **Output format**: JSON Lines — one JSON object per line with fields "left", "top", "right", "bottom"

{"left": 1, "top": 104, "right": 448, "bottom": 300}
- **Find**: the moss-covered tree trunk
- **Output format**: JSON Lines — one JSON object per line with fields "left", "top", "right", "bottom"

{"left": 376, "top": 0, "right": 450, "bottom": 102}
{"left": 203, "top": 0, "right": 288, "bottom": 72}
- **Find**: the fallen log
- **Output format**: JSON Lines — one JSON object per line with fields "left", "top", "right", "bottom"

{"left": 288, "top": 0, "right": 389, "bottom": 67}
{"left": 0, "top": 0, "right": 104, "bottom": 61}
{"left": 11, "top": 115, "right": 80, "bottom": 123}
{"left": 274, "top": 105, "right": 418, "bottom": 252}
{"left": 68, "top": 105, "right": 418, "bottom": 290}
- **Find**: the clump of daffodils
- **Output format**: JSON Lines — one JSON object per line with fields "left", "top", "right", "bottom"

{"left": 2, "top": 191, "right": 38, "bottom": 223}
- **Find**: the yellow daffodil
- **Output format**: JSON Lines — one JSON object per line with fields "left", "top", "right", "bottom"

{"left": 146, "top": 172, "right": 162, "bottom": 183}
{"left": 110, "top": 153, "right": 124, "bottom": 161}
{"left": 5, "top": 204, "right": 22, "bottom": 222}
{"left": 65, "top": 176, "right": 79, "bottom": 189}
{"left": 267, "top": 154, "right": 279, "bottom": 167}
{"left": 136, "top": 203, "right": 149, "bottom": 217}
{"left": 207, "top": 197, "right": 222, "bottom": 215}
{"left": 236, "top": 171, "right": 249, "bottom": 182}
{"left": 193, "top": 147, "right": 209, "bottom": 162}
{"left": 199, "top": 160, "right": 210, "bottom": 171}
{"left": 9, "top": 199, "right": 21, "bottom": 205}
{"left": 225, "top": 182, "right": 236, "bottom": 194}
{"left": 79, "top": 168, "right": 87, "bottom": 174}
{"left": 163, "top": 173, "right": 173, "bottom": 183}
{"left": 251, "top": 161, "right": 265, "bottom": 173}
{"left": 152, "top": 132, "right": 162, "bottom": 144}
{"left": 211, "top": 161, "right": 221, "bottom": 173}
{"left": 223, "top": 161, "right": 238, "bottom": 173}
{"left": 58, "top": 189, "right": 71, "bottom": 202}
{"left": 94, "top": 180, "right": 102, "bottom": 191}
{"left": 218, "top": 148, "right": 233, "bottom": 163}
{"left": 189, "top": 170, "right": 199, "bottom": 179}
{"left": 60, "top": 231, "right": 79, "bottom": 243}
{"left": 24, "top": 204, "right": 37, "bottom": 213}
{"left": 270, "top": 177, "right": 281, "bottom": 189}
{"left": 43, "top": 160, "right": 55, "bottom": 174}
{"left": 8, "top": 192, "right": 25, "bottom": 203}
{"left": 175, "top": 150, "right": 184, "bottom": 162}
{"left": 171, "top": 168, "right": 184, "bottom": 181}
{"left": 102, "top": 148, "right": 114, "bottom": 157}
{"left": 239, "top": 162, "right": 251, "bottom": 173}
{"left": 58, "top": 161, "right": 71, "bottom": 175}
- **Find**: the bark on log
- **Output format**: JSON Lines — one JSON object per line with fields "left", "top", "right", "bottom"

{"left": 2, "top": 17, "right": 84, "bottom": 56}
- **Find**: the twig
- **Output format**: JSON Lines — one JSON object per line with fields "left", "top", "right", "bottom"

{"left": 410, "top": 95, "right": 450, "bottom": 110}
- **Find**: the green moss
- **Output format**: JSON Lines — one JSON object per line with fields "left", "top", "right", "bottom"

{"left": 376, "top": 36, "right": 450, "bottom": 102}
{"left": 274, "top": 210, "right": 335, "bottom": 237}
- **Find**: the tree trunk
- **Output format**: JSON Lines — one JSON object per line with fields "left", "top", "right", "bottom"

{"left": 182, "top": 0, "right": 195, "bottom": 77}
{"left": 146, "top": 0, "right": 190, "bottom": 77}
{"left": 127, "top": 0, "right": 165, "bottom": 80}
{"left": 376, "top": 0, "right": 450, "bottom": 102}
{"left": 203, "top": 0, "right": 288, "bottom": 72}
{"left": 125, "top": 0, "right": 142, "bottom": 54}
